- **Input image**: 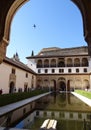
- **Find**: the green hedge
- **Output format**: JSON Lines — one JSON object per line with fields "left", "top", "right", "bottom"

{"left": 0, "top": 90, "right": 47, "bottom": 107}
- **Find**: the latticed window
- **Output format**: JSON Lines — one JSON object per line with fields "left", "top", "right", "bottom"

{"left": 26, "top": 73, "right": 28, "bottom": 78}
{"left": 67, "top": 58, "right": 73, "bottom": 67}
{"left": 82, "top": 58, "right": 88, "bottom": 66}
{"left": 84, "top": 68, "right": 87, "bottom": 72}
{"left": 45, "top": 69, "right": 48, "bottom": 73}
{"left": 74, "top": 58, "right": 80, "bottom": 67}
{"left": 58, "top": 61, "right": 65, "bottom": 67}
{"left": 37, "top": 59, "right": 42, "bottom": 68}
{"left": 59, "top": 69, "right": 64, "bottom": 73}
{"left": 12, "top": 68, "right": 16, "bottom": 74}
{"left": 44, "top": 59, "right": 49, "bottom": 67}
{"left": 50, "top": 59, "right": 56, "bottom": 67}
{"left": 52, "top": 69, "right": 55, "bottom": 73}
{"left": 68, "top": 69, "right": 71, "bottom": 73}
{"left": 76, "top": 68, "right": 79, "bottom": 73}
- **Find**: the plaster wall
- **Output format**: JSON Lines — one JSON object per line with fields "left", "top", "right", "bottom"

{"left": 27, "top": 59, "right": 37, "bottom": 72}
{"left": 0, "top": 62, "right": 11, "bottom": 93}
{"left": 0, "top": 61, "right": 36, "bottom": 94}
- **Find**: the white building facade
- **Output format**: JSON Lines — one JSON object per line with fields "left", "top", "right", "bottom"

{"left": 27, "top": 46, "right": 91, "bottom": 92}
{"left": 1, "top": 46, "right": 91, "bottom": 94}
{"left": 0, "top": 54, "right": 36, "bottom": 94}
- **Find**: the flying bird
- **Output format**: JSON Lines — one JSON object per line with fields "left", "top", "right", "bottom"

{"left": 33, "top": 24, "right": 36, "bottom": 28}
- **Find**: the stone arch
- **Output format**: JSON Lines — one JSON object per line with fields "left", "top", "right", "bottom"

{"left": 58, "top": 58, "right": 65, "bottom": 67}
{"left": 37, "top": 79, "right": 43, "bottom": 89}
{"left": 82, "top": 58, "right": 88, "bottom": 66}
{"left": 75, "top": 79, "right": 82, "bottom": 89}
{"left": 0, "top": 0, "right": 29, "bottom": 63}
{"left": 44, "top": 59, "right": 49, "bottom": 68}
{"left": 83, "top": 79, "right": 89, "bottom": 90}
{"left": 74, "top": 58, "right": 80, "bottom": 67}
{"left": 67, "top": 58, "right": 73, "bottom": 67}
{"left": 37, "top": 59, "right": 42, "bottom": 68}
{"left": 9, "top": 81, "right": 15, "bottom": 93}
{"left": 50, "top": 59, "right": 56, "bottom": 67}
{"left": 4, "top": 0, "right": 29, "bottom": 42}
{"left": 57, "top": 77, "right": 66, "bottom": 91}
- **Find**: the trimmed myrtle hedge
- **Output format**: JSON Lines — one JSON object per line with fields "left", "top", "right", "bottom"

{"left": 0, "top": 90, "right": 48, "bottom": 107}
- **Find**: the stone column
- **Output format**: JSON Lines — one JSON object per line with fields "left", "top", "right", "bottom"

{"left": 0, "top": 38, "right": 9, "bottom": 63}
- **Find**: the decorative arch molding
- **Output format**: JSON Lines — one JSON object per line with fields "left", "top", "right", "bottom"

{"left": 0, "top": 0, "right": 29, "bottom": 63}
{"left": 4, "top": 0, "right": 29, "bottom": 42}
{"left": 72, "top": 0, "right": 91, "bottom": 56}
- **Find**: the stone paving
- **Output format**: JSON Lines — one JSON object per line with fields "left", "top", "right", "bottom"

{"left": 72, "top": 92, "right": 91, "bottom": 107}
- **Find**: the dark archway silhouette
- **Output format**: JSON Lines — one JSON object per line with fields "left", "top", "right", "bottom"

{"left": 59, "top": 81, "right": 66, "bottom": 91}
{"left": 9, "top": 81, "right": 15, "bottom": 93}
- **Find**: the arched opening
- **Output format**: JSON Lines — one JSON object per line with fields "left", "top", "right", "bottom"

{"left": 58, "top": 61, "right": 65, "bottom": 67}
{"left": 74, "top": 58, "right": 80, "bottom": 67}
{"left": 50, "top": 59, "right": 56, "bottom": 67}
{"left": 37, "top": 59, "right": 42, "bottom": 68}
{"left": 67, "top": 58, "right": 73, "bottom": 67}
{"left": 0, "top": 0, "right": 87, "bottom": 64}
{"left": 59, "top": 81, "right": 66, "bottom": 91}
{"left": 82, "top": 58, "right": 88, "bottom": 67}
{"left": 37, "top": 79, "right": 42, "bottom": 89}
{"left": 44, "top": 59, "right": 49, "bottom": 68}
{"left": 83, "top": 79, "right": 89, "bottom": 90}
{"left": 9, "top": 81, "right": 15, "bottom": 93}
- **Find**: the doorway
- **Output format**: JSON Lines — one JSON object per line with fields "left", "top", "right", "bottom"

{"left": 59, "top": 81, "right": 66, "bottom": 91}
{"left": 9, "top": 81, "right": 15, "bottom": 93}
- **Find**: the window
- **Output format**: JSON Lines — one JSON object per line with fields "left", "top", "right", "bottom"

{"left": 45, "top": 69, "right": 48, "bottom": 73}
{"left": 84, "top": 68, "right": 87, "bottom": 72}
{"left": 12, "top": 68, "right": 16, "bottom": 74}
{"left": 26, "top": 73, "right": 28, "bottom": 78}
{"left": 38, "top": 69, "right": 41, "bottom": 73}
{"left": 59, "top": 69, "right": 64, "bottom": 73}
{"left": 68, "top": 69, "right": 71, "bottom": 73}
{"left": 52, "top": 69, "right": 55, "bottom": 73}
{"left": 76, "top": 68, "right": 79, "bottom": 73}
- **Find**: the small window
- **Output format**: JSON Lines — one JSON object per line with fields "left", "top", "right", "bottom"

{"left": 38, "top": 69, "right": 41, "bottom": 73}
{"left": 12, "top": 68, "right": 15, "bottom": 74}
{"left": 76, "top": 68, "right": 79, "bottom": 73}
{"left": 84, "top": 68, "right": 87, "bottom": 72}
{"left": 68, "top": 69, "right": 71, "bottom": 73}
{"left": 45, "top": 69, "right": 48, "bottom": 73}
{"left": 52, "top": 69, "right": 55, "bottom": 73}
{"left": 26, "top": 73, "right": 28, "bottom": 78}
{"left": 59, "top": 69, "right": 64, "bottom": 73}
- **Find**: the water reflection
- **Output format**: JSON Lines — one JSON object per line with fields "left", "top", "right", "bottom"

{"left": 43, "top": 92, "right": 91, "bottom": 112}
{"left": 15, "top": 92, "right": 91, "bottom": 130}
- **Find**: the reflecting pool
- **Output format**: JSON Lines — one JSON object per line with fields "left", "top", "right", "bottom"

{"left": 15, "top": 92, "right": 91, "bottom": 130}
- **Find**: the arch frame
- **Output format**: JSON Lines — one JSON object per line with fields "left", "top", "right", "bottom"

{"left": 0, "top": 0, "right": 29, "bottom": 63}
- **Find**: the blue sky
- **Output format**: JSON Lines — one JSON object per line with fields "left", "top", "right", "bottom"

{"left": 6, "top": 0, "right": 87, "bottom": 63}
